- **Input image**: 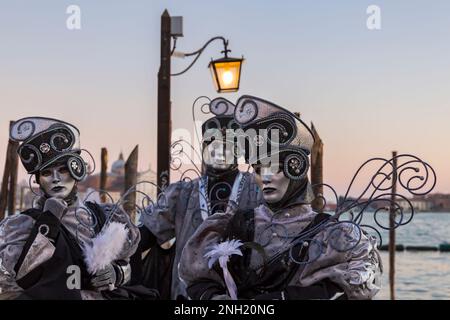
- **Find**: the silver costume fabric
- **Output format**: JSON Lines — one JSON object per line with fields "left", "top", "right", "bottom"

{"left": 179, "top": 201, "right": 382, "bottom": 300}
{"left": 139, "top": 171, "right": 263, "bottom": 299}
{"left": 0, "top": 198, "right": 140, "bottom": 300}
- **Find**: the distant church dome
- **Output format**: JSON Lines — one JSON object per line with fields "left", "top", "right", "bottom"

{"left": 111, "top": 152, "right": 125, "bottom": 176}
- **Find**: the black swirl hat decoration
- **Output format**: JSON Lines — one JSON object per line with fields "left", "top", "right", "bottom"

{"left": 10, "top": 117, "right": 86, "bottom": 181}
{"left": 201, "top": 97, "right": 241, "bottom": 152}
{"left": 233, "top": 95, "right": 315, "bottom": 180}
{"left": 201, "top": 97, "right": 240, "bottom": 136}
{"left": 234, "top": 95, "right": 315, "bottom": 153}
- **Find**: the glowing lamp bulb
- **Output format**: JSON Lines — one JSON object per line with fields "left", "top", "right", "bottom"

{"left": 222, "top": 70, "right": 234, "bottom": 85}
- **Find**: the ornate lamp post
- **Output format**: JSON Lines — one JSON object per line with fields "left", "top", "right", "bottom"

{"left": 157, "top": 10, "right": 244, "bottom": 193}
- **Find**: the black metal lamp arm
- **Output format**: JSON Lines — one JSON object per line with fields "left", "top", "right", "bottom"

{"left": 171, "top": 36, "right": 229, "bottom": 77}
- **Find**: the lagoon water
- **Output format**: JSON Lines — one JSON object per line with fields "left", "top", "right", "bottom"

{"left": 359, "top": 212, "right": 450, "bottom": 300}
{"left": 375, "top": 251, "right": 450, "bottom": 300}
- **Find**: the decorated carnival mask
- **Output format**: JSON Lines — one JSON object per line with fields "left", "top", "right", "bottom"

{"left": 10, "top": 117, "right": 88, "bottom": 202}
{"left": 253, "top": 162, "right": 290, "bottom": 204}
{"left": 37, "top": 163, "right": 76, "bottom": 199}
{"left": 202, "top": 97, "right": 239, "bottom": 172}
{"left": 234, "top": 95, "right": 315, "bottom": 210}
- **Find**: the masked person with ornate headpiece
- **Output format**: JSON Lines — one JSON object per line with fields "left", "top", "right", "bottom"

{"left": 136, "top": 97, "right": 263, "bottom": 300}
{"left": 179, "top": 95, "right": 382, "bottom": 300}
{"left": 0, "top": 117, "right": 143, "bottom": 300}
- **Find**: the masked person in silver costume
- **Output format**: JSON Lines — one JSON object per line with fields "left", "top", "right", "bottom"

{"left": 135, "top": 97, "right": 263, "bottom": 300}
{"left": 179, "top": 95, "right": 382, "bottom": 300}
{"left": 0, "top": 117, "right": 144, "bottom": 300}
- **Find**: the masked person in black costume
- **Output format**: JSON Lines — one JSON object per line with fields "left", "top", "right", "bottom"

{"left": 134, "top": 97, "right": 263, "bottom": 299}
{"left": 0, "top": 117, "right": 147, "bottom": 300}
{"left": 179, "top": 96, "right": 382, "bottom": 300}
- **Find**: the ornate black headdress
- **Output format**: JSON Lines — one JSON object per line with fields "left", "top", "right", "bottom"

{"left": 201, "top": 97, "right": 240, "bottom": 140}
{"left": 234, "top": 95, "right": 315, "bottom": 180}
{"left": 10, "top": 117, "right": 87, "bottom": 181}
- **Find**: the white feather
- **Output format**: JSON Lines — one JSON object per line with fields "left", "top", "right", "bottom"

{"left": 205, "top": 239, "right": 243, "bottom": 268}
{"left": 204, "top": 239, "right": 243, "bottom": 300}
{"left": 83, "top": 222, "right": 128, "bottom": 274}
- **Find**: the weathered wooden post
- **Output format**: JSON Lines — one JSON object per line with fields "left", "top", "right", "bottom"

{"left": 7, "top": 134, "right": 19, "bottom": 216}
{"left": 124, "top": 145, "right": 139, "bottom": 223}
{"left": 389, "top": 151, "right": 398, "bottom": 300}
{"left": 0, "top": 150, "right": 10, "bottom": 219}
{"left": 310, "top": 122, "right": 324, "bottom": 212}
{"left": 100, "top": 147, "right": 108, "bottom": 203}
{"left": 0, "top": 121, "right": 19, "bottom": 219}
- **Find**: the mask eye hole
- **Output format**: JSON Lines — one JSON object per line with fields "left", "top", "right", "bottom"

{"left": 58, "top": 166, "right": 69, "bottom": 174}
{"left": 40, "top": 169, "right": 51, "bottom": 177}
{"left": 278, "top": 163, "right": 283, "bottom": 173}
{"left": 254, "top": 163, "right": 282, "bottom": 176}
{"left": 266, "top": 163, "right": 283, "bottom": 174}
{"left": 252, "top": 164, "right": 262, "bottom": 175}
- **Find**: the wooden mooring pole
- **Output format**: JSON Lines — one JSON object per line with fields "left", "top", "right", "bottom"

{"left": 0, "top": 121, "right": 19, "bottom": 219}
{"left": 7, "top": 137, "right": 19, "bottom": 216}
{"left": 0, "top": 150, "right": 10, "bottom": 219}
{"left": 100, "top": 147, "right": 108, "bottom": 203}
{"left": 124, "top": 145, "right": 139, "bottom": 223}
{"left": 310, "top": 122, "right": 324, "bottom": 212}
{"left": 389, "top": 151, "right": 398, "bottom": 300}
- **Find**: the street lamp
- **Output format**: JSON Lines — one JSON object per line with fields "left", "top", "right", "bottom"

{"left": 209, "top": 41, "right": 244, "bottom": 93}
{"left": 172, "top": 37, "right": 244, "bottom": 93}
{"left": 157, "top": 10, "right": 244, "bottom": 193}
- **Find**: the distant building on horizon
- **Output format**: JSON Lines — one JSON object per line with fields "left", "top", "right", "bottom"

{"left": 324, "top": 193, "right": 450, "bottom": 213}
{"left": 78, "top": 152, "right": 157, "bottom": 206}
{"left": 426, "top": 193, "right": 450, "bottom": 212}
{"left": 397, "top": 196, "right": 432, "bottom": 212}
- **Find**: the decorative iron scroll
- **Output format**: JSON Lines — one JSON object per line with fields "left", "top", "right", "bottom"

{"left": 244, "top": 154, "right": 437, "bottom": 267}
{"left": 290, "top": 154, "right": 436, "bottom": 264}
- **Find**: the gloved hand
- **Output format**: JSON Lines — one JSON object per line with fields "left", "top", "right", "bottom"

{"left": 43, "top": 197, "right": 68, "bottom": 219}
{"left": 90, "top": 262, "right": 131, "bottom": 292}
{"left": 91, "top": 263, "right": 118, "bottom": 292}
